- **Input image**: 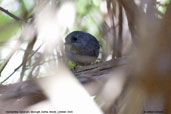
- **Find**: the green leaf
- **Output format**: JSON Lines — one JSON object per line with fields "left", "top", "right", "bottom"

{"left": 68, "top": 61, "right": 75, "bottom": 69}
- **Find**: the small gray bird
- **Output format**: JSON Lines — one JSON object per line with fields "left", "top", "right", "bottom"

{"left": 65, "top": 31, "right": 100, "bottom": 65}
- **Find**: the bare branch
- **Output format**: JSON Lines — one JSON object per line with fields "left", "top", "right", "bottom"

{"left": 19, "top": 36, "right": 37, "bottom": 81}
{"left": 0, "top": 7, "right": 21, "bottom": 21}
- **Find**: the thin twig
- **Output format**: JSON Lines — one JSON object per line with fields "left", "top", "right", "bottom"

{"left": 0, "top": 44, "right": 42, "bottom": 84}
{"left": 117, "top": 4, "right": 123, "bottom": 57}
{"left": 0, "top": 40, "right": 22, "bottom": 76}
{"left": 0, "top": 7, "right": 21, "bottom": 21}
{"left": 19, "top": 36, "right": 37, "bottom": 81}
{"left": 0, "top": 50, "right": 15, "bottom": 75}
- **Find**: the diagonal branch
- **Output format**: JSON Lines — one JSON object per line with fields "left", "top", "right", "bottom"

{"left": 0, "top": 6, "right": 21, "bottom": 21}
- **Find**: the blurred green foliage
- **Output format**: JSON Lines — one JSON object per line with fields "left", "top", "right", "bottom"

{"left": 0, "top": 0, "right": 103, "bottom": 42}
{"left": 0, "top": 12, "right": 22, "bottom": 41}
{"left": 0, "top": 0, "right": 35, "bottom": 42}
{"left": 157, "top": 0, "right": 171, "bottom": 15}
{"left": 68, "top": 61, "right": 76, "bottom": 69}
{"left": 74, "top": 0, "right": 103, "bottom": 39}
{"left": 0, "top": 12, "right": 20, "bottom": 41}
{"left": 0, "top": 0, "right": 170, "bottom": 41}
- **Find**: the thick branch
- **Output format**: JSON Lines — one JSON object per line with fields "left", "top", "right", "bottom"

{"left": 75, "top": 56, "right": 128, "bottom": 79}
{"left": 0, "top": 57, "right": 129, "bottom": 110}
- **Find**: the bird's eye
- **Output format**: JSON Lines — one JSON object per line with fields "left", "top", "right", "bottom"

{"left": 71, "top": 37, "right": 77, "bottom": 43}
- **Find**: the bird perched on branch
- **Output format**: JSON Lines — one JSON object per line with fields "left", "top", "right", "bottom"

{"left": 65, "top": 31, "right": 100, "bottom": 65}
